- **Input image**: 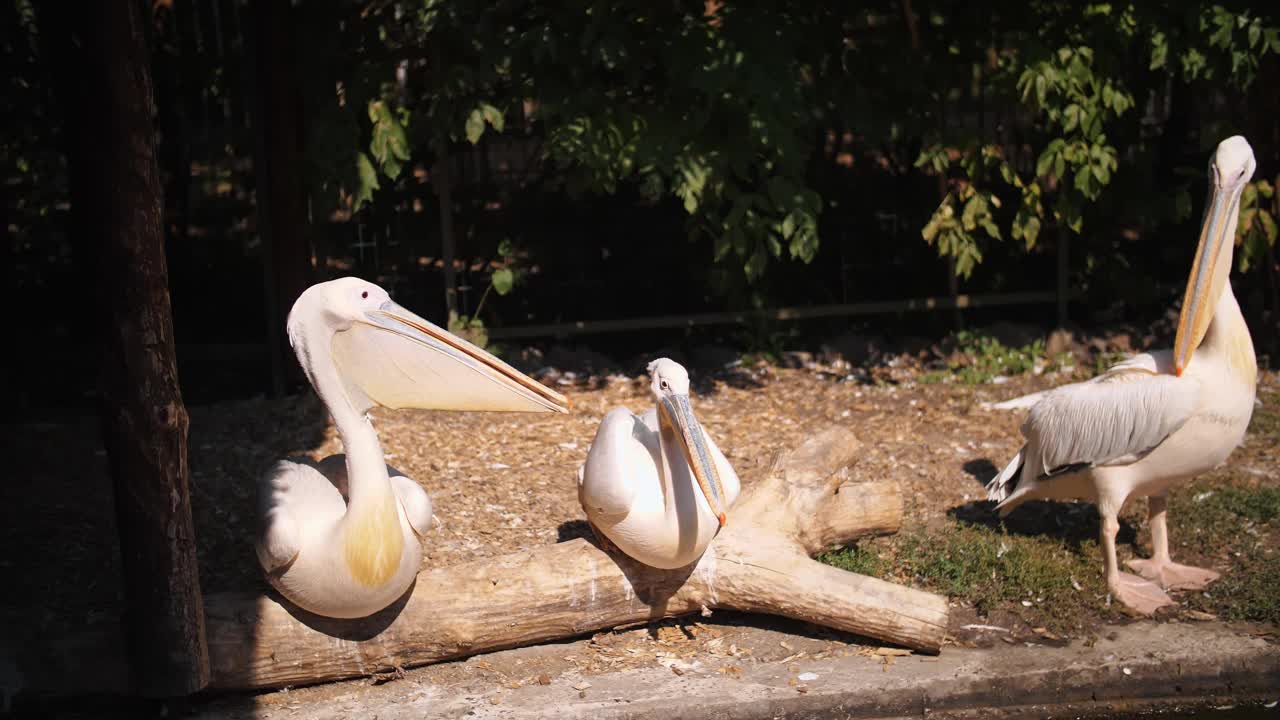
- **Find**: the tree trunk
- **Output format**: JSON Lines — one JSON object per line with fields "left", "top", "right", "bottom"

{"left": 58, "top": 0, "right": 209, "bottom": 697}
{"left": 202, "top": 427, "right": 947, "bottom": 691}
{"left": 250, "top": 0, "right": 310, "bottom": 396}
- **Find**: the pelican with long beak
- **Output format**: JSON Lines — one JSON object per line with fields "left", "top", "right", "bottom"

{"left": 256, "top": 277, "right": 568, "bottom": 618}
{"left": 987, "top": 136, "right": 1258, "bottom": 614}
{"left": 578, "top": 358, "right": 740, "bottom": 568}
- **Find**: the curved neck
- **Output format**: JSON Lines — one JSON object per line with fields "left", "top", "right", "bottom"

{"left": 1198, "top": 281, "right": 1257, "bottom": 382}
{"left": 298, "top": 328, "right": 393, "bottom": 511}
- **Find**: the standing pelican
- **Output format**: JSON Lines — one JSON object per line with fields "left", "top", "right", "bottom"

{"left": 987, "top": 136, "right": 1258, "bottom": 614}
{"left": 578, "top": 359, "right": 740, "bottom": 568}
{"left": 256, "top": 277, "right": 569, "bottom": 618}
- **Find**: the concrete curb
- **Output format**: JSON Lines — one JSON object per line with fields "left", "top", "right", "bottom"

{"left": 203, "top": 622, "right": 1278, "bottom": 719}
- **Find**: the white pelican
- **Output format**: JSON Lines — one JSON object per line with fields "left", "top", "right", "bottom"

{"left": 256, "top": 277, "right": 569, "bottom": 618}
{"left": 987, "top": 136, "right": 1258, "bottom": 614}
{"left": 578, "top": 358, "right": 740, "bottom": 568}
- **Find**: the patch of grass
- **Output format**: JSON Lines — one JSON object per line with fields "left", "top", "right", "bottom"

{"left": 1170, "top": 481, "right": 1280, "bottom": 625}
{"left": 1248, "top": 396, "right": 1280, "bottom": 438}
{"left": 817, "top": 544, "right": 891, "bottom": 577}
{"left": 895, "top": 524, "right": 1104, "bottom": 622}
{"left": 948, "top": 331, "right": 1045, "bottom": 385}
{"left": 1216, "top": 486, "right": 1280, "bottom": 523}
{"left": 1169, "top": 484, "right": 1280, "bottom": 550}
{"left": 821, "top": 522, "right": 1108, "bottom": 632}
{"left": 1192, "top": 551, "right": 1280, "bottom": 625}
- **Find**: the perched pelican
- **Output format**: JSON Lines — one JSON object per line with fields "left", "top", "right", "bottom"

{"left": 987, "top": 136, "right": 1258, "bottom": 614}
{"left": 578, "top": 359, "right": 740, "bottom": 568}
{"left": 256, "top": 277, "right": 569, "bottom": 618}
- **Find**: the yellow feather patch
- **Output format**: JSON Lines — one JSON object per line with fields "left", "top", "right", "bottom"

{"left": 343, "top": 498, "right": 404, "bottom": 588}
{"left": 1227, "top": 328, "right": 1257, "bottom": 384}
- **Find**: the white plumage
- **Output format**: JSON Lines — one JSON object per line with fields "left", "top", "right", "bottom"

{"left": 986, "top": 137, "right": 1259, "bottom": 614}
{"left": 256, "top": 277, "right": 567, "bottom": 618}
{"left": 578, "top": 359, "right": 741, "bottom": 569}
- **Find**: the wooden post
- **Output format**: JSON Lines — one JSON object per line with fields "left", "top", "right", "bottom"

{"left": 432, "top": 37, "right": 458, "bottom": 320}
{"left": 435, "top": 152, "right": 459, "bottom": 320}
{"left": 60, "top": 0, "right": 210, "bottom": 696}
{"left": 249, "top": 0, "right": 310, "bottom": 396}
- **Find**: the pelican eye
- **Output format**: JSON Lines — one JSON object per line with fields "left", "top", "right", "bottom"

{"left": 660, "top": 379, "right": 669, "bottom": 390}
{"left": 361, "top": 291, "right": 369, "bottom": 299}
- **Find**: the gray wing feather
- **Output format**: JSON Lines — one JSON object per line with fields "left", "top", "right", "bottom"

{"left": 1023, "top": 372, "right": 1198, "bottom": 475}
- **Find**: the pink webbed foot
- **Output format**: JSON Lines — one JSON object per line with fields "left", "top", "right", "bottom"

{"left": 1125, "top": 558, "right": 1220, "bottom": 591}
{"left": 1110, "top": 572, "right": 1175, "bottom": 615}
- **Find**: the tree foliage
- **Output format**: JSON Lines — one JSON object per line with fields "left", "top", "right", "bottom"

{"left": 913, "top": 3, "right": 1279, "bottom": 278}
{"left": 296, "top": 2, "right": 1278, "bottom": 291}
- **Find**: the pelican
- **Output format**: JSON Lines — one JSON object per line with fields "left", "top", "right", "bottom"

{"left": 256, "top": 277, "right": 569, "bottom": 618}
{"left": 578, "top": 359, "right": 740, "bottom": 568}
{"left": 987, "top": 136, "right": 1258, "bottom": 614}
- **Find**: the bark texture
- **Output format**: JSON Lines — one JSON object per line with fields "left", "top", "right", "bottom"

{"left": 65, "top": 0, "right": 210, "bottom": 697}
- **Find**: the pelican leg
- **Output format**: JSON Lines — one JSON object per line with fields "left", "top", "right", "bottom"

{"left": 1126, "top": 494, "right": 1220, "bottom": 590}
{"left": 1100, "top": 507, "right": 1173, "bottom": 615}
{"left": 586, "top": 519, "right": 619, "bottom": 556}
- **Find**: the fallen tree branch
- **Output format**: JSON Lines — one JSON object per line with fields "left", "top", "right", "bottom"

{"left": 204, "top": 426, "right": 948, "bottom": 690}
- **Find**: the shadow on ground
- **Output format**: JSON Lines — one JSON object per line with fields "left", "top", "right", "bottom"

{"left": 948, "top": 499, "right": 1138, "bottom": 550}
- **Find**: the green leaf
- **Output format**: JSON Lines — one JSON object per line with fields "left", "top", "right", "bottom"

{"left": 1150, "top": 31, "right": 1168, "bottom": 70}
{"left": 491, "top": 268, "right": 515, "bottom": 295}
{"left": 1036, "top": 148, "right": 1057, "bottom": 178}
{"left": 780, "top": 213, "right": 796, "bottom": 240}
{"left": 353, "top": 152, "right": 380, "bottom": 212}
{"left": 713, "top": 231, "right": 732, "bottom": 261}
{"left": 1261, "top": 210, "right": 1278, "bottom": 243}
{"left": 465, "top": 109, "right": 486, "bottom": 144}
{"left": 497, "top": 238, "right": 515, "bottom": 257}
{"left": 480, "top": 102, "right": 505, "bottom": 133}
{"left": 1239, "top": 208, "right": 1258, "bottom": 235}
{"left": 1063, "top": 104, "right": 1081, "bottom": 132}
{"left": 922, "top": 212, "right": 942, "bottom": 243}
{"left": 961, "top": 195, "right": 982, "bottom": 231}
{"left": 744, "top": 246, "right": 767, "bottom": 281}
{"left": 1074, "top": 165, "right": 1094, "bottom": 198}
{"left": 368, "top": 100, "right": 410, "bottom": 180}
{"left": 1022, "top": 214, "right": 1042, "bottom": 249}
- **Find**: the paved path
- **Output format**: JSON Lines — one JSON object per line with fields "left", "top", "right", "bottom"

{"left": 195, "top": 621, "right": 1278, "bottom": 719}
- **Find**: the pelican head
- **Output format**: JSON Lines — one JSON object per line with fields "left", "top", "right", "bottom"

{"left": 288, "top": 277, "right": 570, "bottom": 416}
{"left": 1173, "top": 136, "right": 1255, "bottom": 375}
{"left": 647, "top": 358, "right": 728, "bottom": 527}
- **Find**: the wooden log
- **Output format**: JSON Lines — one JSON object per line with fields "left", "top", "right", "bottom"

{"left": 53, "top": 0, "right": 210, "bottom": 697}
{"left": 204, "top": 427, "right": 948, "bottom": 691}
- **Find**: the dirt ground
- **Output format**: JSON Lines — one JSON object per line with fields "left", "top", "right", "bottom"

{"left": 2, "top": 336, "right": 1278, "bottom": 708}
